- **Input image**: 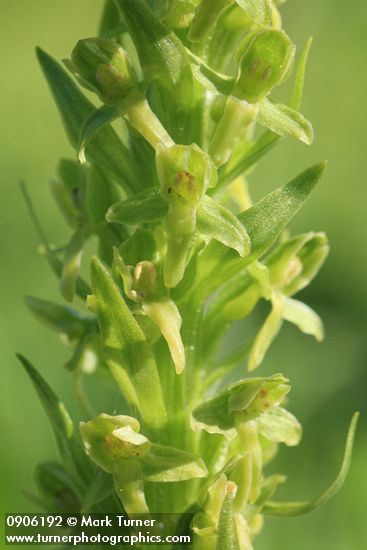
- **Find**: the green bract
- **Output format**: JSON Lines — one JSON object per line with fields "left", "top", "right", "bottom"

{"left": 19, "top": 1, "right": 358, "bottom": 548}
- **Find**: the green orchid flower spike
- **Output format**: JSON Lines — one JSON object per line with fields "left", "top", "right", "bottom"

{"left": 19, "top": 0, "right": 359, "bottom": 548}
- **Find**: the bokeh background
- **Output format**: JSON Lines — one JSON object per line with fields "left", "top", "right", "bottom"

{"left": 0, "top": 1, "right": 366, "bottom": 548}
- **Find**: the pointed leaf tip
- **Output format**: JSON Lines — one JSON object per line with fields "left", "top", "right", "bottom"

{"left": 262, "top": 412, "right": 359, "bottom": 517}
{"left": 16, "top": 354, "right": 91, "bottom": 482}
{"left": 35, "top": 46, "right": 45, "bottom": 59}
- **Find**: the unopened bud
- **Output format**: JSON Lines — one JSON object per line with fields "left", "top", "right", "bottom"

{"left": 234, "top": 29, "right": 295, "bottom": 103}
{"left": 66, "top": 38, "right": 136, "bottom": 105}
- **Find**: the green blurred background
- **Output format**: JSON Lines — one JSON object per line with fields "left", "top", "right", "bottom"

{"left": 0, "top": 1, "right": 366, "bottom": 548}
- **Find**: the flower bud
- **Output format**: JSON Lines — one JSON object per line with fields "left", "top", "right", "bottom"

{"left": 66, "top": 38, "right": 136, "bottom": 105}
{"left": 80, "top": 413, "right": 150, "bottom": 473}
{"left": 234, "top": 29, "right": 295, "bottom": 103}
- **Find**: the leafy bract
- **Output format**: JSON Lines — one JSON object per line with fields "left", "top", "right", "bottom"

{"left": 191, "top": 162, "right": 326, "bottom": 301}
{"left": 263, "top": 413, "right": 359, "bottom": 516}
{"left": 197, "top": 196, "right": 251, "bottom": 256}
{"left": 90, "top": 257, "right": 167, "bottom": 430}
{"left": 18, "top": 355, "right": 91, "bottom": 483}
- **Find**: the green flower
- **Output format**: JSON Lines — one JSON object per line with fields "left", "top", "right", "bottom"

{"left": 66, "top": 38, "right": 136, "bottom": 104}
{"left": 234, "top": 29, "right": 295, "bottom": 103}
{"left": 80, "top": 414, "right": 150, "bottom": 473}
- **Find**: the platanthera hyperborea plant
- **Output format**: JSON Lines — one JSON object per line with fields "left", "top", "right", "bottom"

{"left": 20, "top": 1, "right": 358, "bottom": 548}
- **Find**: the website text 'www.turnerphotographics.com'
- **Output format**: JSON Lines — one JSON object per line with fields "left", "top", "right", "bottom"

{"left": 5, "top": 514, "right": 193, "bottom": 546}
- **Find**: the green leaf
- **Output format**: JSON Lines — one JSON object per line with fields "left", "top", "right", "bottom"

{"left": 263, "top": 412, "right": 360, "bottom": 516}
{"left": 36, "top": 47, "right": 142, "bottom": 194}
{"left": 77, "top": 105, "right": 119, "bottom": 164}
{"left": 248, "top": 292, "right": 284, "bottom": 372}
{"left": 25, "top": 296, "right": 96, "bottom": 340}
{"left": 194, "top": 162, "right": 326, "bottom": 301}
{"left": 107, "top": 188, "right": 167, "bottom": 225}
{"left": 140, "top": 443, "right": 208, "bottom": 482}
{"left": 258, "top": 98, "right": 314, "bottom": 145}
{"left": 216, "top": 482, "right": 240, "bottom": 550}
{"left": 18, "top": 355, "right": 91, "bottom": 483}
{"left": 60, "top": 228, "right": 85, "bottom": 303}
{"left": 197, "top": 195, "right": 251, "bottom": 257}
{"left": 90, "top": 257, "right": 167, "bottom": 430}
{"left": 282, "top": 297, "right": 324, "bottom": 341}
{"left": 258, "top": 407, "right": 302, "bottom": 446}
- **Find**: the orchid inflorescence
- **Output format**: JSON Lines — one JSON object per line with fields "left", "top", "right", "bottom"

{"left": 20, "top": 1, "right": 358, "bottom": 548}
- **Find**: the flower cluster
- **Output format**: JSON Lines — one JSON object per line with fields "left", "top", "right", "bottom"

{"left": 20, "top": 1, "right": 358, "bottom": 548}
